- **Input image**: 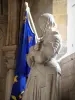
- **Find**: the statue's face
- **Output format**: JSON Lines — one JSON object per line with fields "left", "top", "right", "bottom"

{"left": 38, "top": 14, "right": 52, "bottom": 35}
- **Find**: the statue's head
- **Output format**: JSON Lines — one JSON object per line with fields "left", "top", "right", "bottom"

{"left": 38, "top": 13, "right": 57, "bottom": 33}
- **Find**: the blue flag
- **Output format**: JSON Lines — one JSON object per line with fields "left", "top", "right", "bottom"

{"left": 10, "top": 11, "right": 36, "bottom": 100}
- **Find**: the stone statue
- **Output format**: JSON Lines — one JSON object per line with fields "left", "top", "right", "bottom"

{"left": 22, "top": 13, "right": 62, "bottom": 100}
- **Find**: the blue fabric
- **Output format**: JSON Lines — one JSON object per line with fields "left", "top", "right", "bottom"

{"left": 10, "top": 11, "right": 36, "bottom": 100}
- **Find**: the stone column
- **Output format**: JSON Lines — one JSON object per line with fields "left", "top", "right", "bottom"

{"left": 3, "top": 45, "right": 17, "bottom": 100}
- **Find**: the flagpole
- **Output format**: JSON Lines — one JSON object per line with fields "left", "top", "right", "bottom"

{"left": 25, "top": 2, "right": 40, "bottom": 42}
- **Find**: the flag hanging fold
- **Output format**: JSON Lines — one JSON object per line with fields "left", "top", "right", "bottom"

{"left": 10, "top": 11, "right": 36, "bottom": 100}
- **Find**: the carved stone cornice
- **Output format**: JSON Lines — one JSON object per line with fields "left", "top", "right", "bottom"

{"left": 2, "top": 45, "right": 17, "bottom": 70}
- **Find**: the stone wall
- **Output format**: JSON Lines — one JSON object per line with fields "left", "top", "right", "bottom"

{"left": 60, "top": 53, "right": 75, "bottom": 100}
{"left": 0, "top": 0, "right": 74, "bottom": 100}
{"left": 0, "top": 0, "right": 8, "bottom": 99}
{"left": 0, "top": 0, "right": 21, "bottom": 100}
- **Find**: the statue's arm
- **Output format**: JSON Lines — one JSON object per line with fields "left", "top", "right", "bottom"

{"left": 33, "top": 40, "right": 43, "bottom": 51}
{"left": 44, "top": 32, "right": 62, "bottom": 58}
{"left": 53, "top": 32, "right": 62, "bottom": 55}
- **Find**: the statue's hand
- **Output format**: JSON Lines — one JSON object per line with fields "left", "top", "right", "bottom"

{"left": 34, "top": 43, "right": 40, "bottom": 51}
{"left": 34, "top": 39, "right": 43, "bottom": 51}
{"left": 27, "top": 54, "right": 35, "bottom": 67}
{"left": 30, "top": 55, "right": 34, "bottom": 62}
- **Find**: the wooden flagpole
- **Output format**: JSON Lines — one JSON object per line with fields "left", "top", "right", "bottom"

{"left": 25, "top": 2, "right": 40, "bottom": 42}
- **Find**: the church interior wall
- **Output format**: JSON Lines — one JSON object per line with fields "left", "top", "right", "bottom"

{"left": 0, "top": 0, "right": 75, "bottom": 100}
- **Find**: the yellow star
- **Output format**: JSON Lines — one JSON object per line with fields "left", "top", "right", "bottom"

{"left": 19, "top": 95, "right": 22, "bottom": 99}
{"left": 28, "top": 36, "right": 32, "bottom": 43}
{"left": 23, "top": 16, "right": 27, "bottom": 22}
{"left": 13, "top": 75, "right": 18, "bottom": 83}
{"left": 19, "top": 91, "right": 24, "bottom": 99}
{"left": 11, "top": 95, "right": 17, "bottom": 100}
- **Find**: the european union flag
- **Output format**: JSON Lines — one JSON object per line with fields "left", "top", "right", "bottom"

{"left": 10, "top": 11, "right": 36, "bottom": 100}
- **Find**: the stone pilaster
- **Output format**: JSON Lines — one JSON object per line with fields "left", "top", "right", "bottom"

{"left": 4, "top": 0, "right": 22, "bottom": 100}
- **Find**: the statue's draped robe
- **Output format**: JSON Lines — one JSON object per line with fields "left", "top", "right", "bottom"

{"left": 22, "top": 31, "right": 62, "bottom": 100}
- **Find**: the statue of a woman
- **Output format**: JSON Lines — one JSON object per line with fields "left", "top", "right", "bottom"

{"left": 22, "top": 13, "right": 62, "bottom": 100}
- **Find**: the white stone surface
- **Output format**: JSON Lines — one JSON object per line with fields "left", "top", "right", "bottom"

{"left": 67, "top": 0, "right": 75, "bottom": 54}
